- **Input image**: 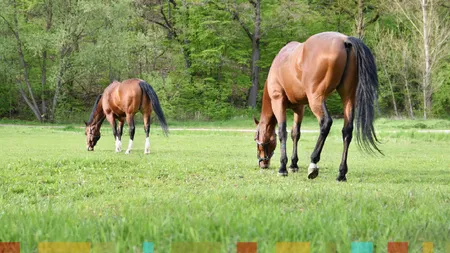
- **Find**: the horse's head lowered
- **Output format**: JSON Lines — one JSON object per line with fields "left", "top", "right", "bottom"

{"left": 254, "top": 118, "right": 277, "bottom": 169}
{"left": 85, "top": 122, "right": 101, "bottom": 151}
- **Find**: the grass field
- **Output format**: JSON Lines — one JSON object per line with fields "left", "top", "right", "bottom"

{"left": 1, "top": 119, "right": 450, "bottom": 253}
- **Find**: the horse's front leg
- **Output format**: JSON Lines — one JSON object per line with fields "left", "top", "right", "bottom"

{"left": 289, "top": 106, "right": 304, "bottom": 172}
{"left": 105, "top": 114, "right": 120, "bottom": 152}
{"left": 278, "top": 122, "right": 288, "bottom": 176}
{"left": 125, "top": 114, "right": 136, "bottom": 154}
{"left": 271, "top": 97, "right": 288, "bottom": 176}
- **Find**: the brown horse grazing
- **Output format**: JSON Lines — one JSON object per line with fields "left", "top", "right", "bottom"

{"left": 85, "top": 78, "right": 168, "bottom": 153}
{"left": 254, "top": 32, "right": 381, "bottom": 181}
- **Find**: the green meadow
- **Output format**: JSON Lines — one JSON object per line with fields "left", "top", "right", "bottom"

{"left": 1, "top": 119, "right": 450, "bottom": 253}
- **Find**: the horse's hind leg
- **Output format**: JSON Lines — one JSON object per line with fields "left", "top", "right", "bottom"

{"left": 125, "top": 114, "right": 136, "bottom": 154}
{"left": 309, "top": 101, "right": 333, "bottom": 179}
{"left": 337, "top": 98, "right": 355, "bottom": 182}
{"left": 289, "top": 106, "right": 305, "bottom": 172}
{"left": 116, "top": 120, "right": 124, "bottom": 152}
{"left": 143, "top": 114, "right": 151, "bottom": 154}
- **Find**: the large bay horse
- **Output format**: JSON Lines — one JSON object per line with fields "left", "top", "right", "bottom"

{"left": 85, "top": 78, "right": 168, "bottom": 153}
{"left": 254, "top": 32, "right": 381, "bottom": 181}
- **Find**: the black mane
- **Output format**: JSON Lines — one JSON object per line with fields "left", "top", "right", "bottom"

{"left": 86, "top": 94, "right": 102, "bottom": 125}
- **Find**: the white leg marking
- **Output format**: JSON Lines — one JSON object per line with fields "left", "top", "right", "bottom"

{"left": 144, "top": 137, "right": 150, "bottom": 154}
{"left": 125, "top": 139, "right": 133, "bottom": 154}
{"left": 308, "top": 162, "right": 319, "bottom": 178}
{"left": 308, "top": 163, "right": 318, "bottom": 170}
{"left": 115, "top": 137, "right": 122, "bottom": 152}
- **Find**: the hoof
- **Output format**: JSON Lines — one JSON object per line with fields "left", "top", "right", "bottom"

{"left": 307, "top": 163, "right": 319, "bottom": 179}
{"left": 278, "top": 171, "right": 288, "bottom": 177}
{"left": 115, "top": 142, "right": 122, "bottom": 152}
{"left": 289, "top": 166, "right": 299, "bottom": 173}
{"left": 336, "top": 175, "right": 347, "bottom": 182}
{"left": 125, "top": 150, "right": 131, "bottom": 154}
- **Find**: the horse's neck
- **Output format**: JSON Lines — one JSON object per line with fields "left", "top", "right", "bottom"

{"left": 93, "top": 101, "right": 106, "bottom": 127}
{"left": 259, "top": 84, "right": 276, "bottom": 139}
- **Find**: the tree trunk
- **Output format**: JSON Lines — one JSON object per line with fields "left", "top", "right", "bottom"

{"left": 17, "top": 83, "right": 42, "bottom": 121}
{"left": 8, "top": 0, "right": 42, "bottom": 121}
{"left": 41, "top": 50, "right": 48, "bottom": 119}
{"left": 167, "top": 0, "right": 173, "bottom": 40}
{"left": 403, "top": 48, "right": 414, "bottom": 119}
{"left": 421, "top": 0, "right": 432, "bottom": 119}
{"left": 356, "top": 0, "right": 365, "bottom": 39}
{"left": 247, "top": 0, "right": 261, "bottom": 108}
{"left": 50, "top": 47, "right": 70, "bottom": 122}
{"left": 181, "top": 0, "right": 191, "bottom": 70}
{"left": 383, "top": 66, "right": 399, "bottom": 118}
{"left": 40, "top": 0, "right": 52, "bottom": 121}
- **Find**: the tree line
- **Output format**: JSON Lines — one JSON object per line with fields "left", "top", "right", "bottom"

{"left": 0, "top": 0, "right": 449, "bottom": 123}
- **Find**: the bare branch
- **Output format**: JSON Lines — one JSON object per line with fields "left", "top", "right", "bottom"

{"left": 0, "top": 14, "right": 16, "bottom": 36}
{"left": 148, "top": 18, "right": 171, "bottom": 30}
{"left": 169, "top": 0, "right": 177, "bottom": 9}
{"left": 339, "top": 6, "right": 354, "bottom": 18}
{"left": 393, "top": 0, "right": 423, "bottom": 35}
{"left": 208, "top": 1, "right": 253, "bottom": 41}
{"left": 232, "top": 11, "right": 253, "bottom": 41}
{"left": 366, "top": 12, "right": 380, "bottom": 25}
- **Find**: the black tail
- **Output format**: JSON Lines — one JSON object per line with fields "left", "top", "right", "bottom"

{"left": 139, "top": 81, "right": 169, "bottom": 136}
{"left": 346, "top": 36, "right": 382, "bottom": 154}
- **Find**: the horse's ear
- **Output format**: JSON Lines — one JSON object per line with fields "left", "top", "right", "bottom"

{"left": 84, "top": 121, "right": 88, "bottom": 126}
{"left": 253, "top": 117, "right": 259, "bottom": 126}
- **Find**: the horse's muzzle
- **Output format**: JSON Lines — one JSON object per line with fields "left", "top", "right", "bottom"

{"left": 259, "top": 160, "right": 270, "bottom": 169}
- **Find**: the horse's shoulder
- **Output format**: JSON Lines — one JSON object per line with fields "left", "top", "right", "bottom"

{"left": 273, "top": 42, "right": 303, "bottom": 66}
{"left": 281, "top": 41, "right": 302, "bottom": 52}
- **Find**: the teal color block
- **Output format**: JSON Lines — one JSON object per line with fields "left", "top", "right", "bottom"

{"left": 351, "top": 242, "right": 373, "bottom": 253}
{"left": 143, "top": 242, "right": 154, "bottom": 253}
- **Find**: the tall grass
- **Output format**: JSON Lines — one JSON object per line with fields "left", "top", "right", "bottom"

{"left": 0, "top": 125, "right": 449, "bottom": 252}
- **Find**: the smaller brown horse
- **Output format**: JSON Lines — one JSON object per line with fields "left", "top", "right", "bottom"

{"left": 255, "top": 32, "right": 381, "bottom": 181}
{"left": 85, "top": 78, "right": 168, "bottom": 153}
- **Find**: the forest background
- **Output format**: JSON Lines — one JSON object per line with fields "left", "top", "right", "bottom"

{"left": 0, "top": 0, "right": 449, "bottom": 123}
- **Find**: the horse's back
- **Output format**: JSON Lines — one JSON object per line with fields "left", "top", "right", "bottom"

{"left": 103, "top": 78, "right": 147, "bottom": 115}
{"left": 268, "top": 32, "right": 351, "bottom": 105}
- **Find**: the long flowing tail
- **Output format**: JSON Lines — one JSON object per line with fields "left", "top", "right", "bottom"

{"left": 139, "top": 80, "right": 169, "bottom": 136}
{"left": 345, "top": 36, "right": 382, "bottom": 154}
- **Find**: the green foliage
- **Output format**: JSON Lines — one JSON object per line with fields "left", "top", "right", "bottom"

{"left": 0, "top": 0, "right": 449, "bottom": 121}
{"left": 432, "top": 62, "right": 450, "bottom": 117}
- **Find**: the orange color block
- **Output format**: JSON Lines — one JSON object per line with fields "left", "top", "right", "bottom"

{"left": 0, "top": 242, "right": 20, "bottom": 253}
{"left": 38, "top": 242, "right": 90, "bottom": 253}
{"left": 388, "top": 242, "right": 408, "bottom": 253}
{"left": 275, "top": 242, "right": 310, "bottom": 253}
{"left": 237, "top": 242, "right": 257, "bottom": 253}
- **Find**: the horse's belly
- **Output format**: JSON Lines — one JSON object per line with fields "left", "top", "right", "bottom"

{"left": 287, "top": 87, "right": 308, "bottom": 105}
